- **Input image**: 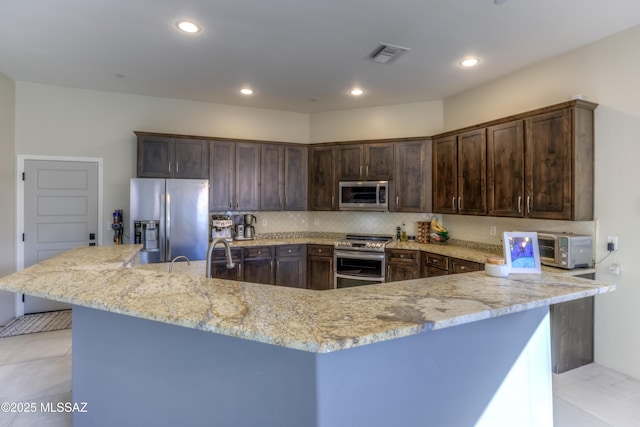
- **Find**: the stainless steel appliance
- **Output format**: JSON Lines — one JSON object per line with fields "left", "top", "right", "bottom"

{"left": 233, "top": 213, "right": 256, "bottom": 240}
{"left": 537, "top": 232, "right": 593, "bottom": 269}
{"left": 130, "top": 178, "right": 209, "bottom": 264}
{"left": 339, "top": 181, "right": 388, "bottom": 211}
{"left": 334, "top": 234, "right": 392, "bottom": 288}
{"left": 211, "top": 215, "right": 233, "bottom": 242}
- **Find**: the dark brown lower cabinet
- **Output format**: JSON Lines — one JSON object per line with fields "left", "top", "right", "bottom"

{"left": 550, "top": 273, "right": 595, "bottom": 373}
{"left": 307, "top": 245, "right": 334, "bottom": 290}
{"left": 275, "top": 245, "right": 306, "bottom": 288}
{"left": 208, "top": 248, "right": 243, "bottom": 280}
{"left": 243, "top": 247, "right": 274, "bottom": 285}
{"left": 386, "top": 249, "right": 420, "bottom": 282}
{"left": 420, "top": 252, "right": 482, "bottom": 277}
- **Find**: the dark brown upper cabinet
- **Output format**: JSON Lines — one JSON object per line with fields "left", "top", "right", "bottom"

{"left": 260, "top": 144, "right": 308, "bottom": 211}
{"left": 487, "top": 120, "right": 525, "bottom": 217}
{"left": 337, "top": 143, "right": 394, "bottom": 181}
{"left": 209, "top": 140, "right": 259, "bottom": 211}
{"left": 433, "top": 129, "right": 487, "bottom": 215}
{"left": 137, "top": 134, "right": 208, "bottom": 179}
{"left": 308, "top": 146, "right": 337, "bottom": 211}
{"left": 390, "top": 139, "right": 431, "bottom": 212}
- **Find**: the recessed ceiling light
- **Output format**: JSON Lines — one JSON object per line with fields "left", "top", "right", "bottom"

{"left": 176, "top": 20, "right": 200, "bottom": 33}
{"left": 349, "top": 88, "right": 364, "bottom": 96}
{"left": 240, "top": 88, "right": 254, "bottom": 95}
{"left": 459, "top": 57, "right": 480, "bottom": 67}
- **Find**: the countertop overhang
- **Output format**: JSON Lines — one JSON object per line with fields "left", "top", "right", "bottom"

{"left": 0, "top": 244, "right": 613, "bottom": 353}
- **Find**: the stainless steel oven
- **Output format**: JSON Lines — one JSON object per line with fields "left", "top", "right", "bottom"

{"left": 334, "top": 235, "right": 391, "bottom": 288}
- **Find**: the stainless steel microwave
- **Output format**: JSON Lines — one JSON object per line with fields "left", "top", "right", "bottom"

{"left": 339, "top": 181, "right": 388, "bottom": 211}
{"left": 537, "top": 232, "right": 593, "bottom": 269}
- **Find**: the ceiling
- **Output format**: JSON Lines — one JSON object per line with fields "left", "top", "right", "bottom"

{"left": 1, "top": 0, "right": 639, "bottom": 114}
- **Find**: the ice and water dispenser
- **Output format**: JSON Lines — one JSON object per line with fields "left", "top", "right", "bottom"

{"left": 134, "top": 220, "right": 161, "bottom": 263}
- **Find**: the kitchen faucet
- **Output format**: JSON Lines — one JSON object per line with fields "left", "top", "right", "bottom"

{"left": 206, "top": 238, "right": 236, "bottom": 278}
{"left": 169, "top": 255, "right": 190, "bottom": 272}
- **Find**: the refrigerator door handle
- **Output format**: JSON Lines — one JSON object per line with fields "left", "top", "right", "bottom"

{"left": 165, "top": 192, "right": 171, "bottom": 261}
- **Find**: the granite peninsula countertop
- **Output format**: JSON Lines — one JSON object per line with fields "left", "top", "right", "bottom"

{"left": 0, "top": 244, "right": 613, "bottom": 353}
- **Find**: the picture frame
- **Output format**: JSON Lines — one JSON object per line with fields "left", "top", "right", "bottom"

{"left": 502, "top": 232, "right": 541, "bottom": 274}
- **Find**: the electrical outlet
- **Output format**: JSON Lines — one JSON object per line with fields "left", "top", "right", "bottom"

{"left": 314, "top": 218, "right": 320, "bottom": 226}
{"left": 262, "top": 218, "right": 268, "bottom": 227}
{"left": 489, "top": 226, "right": 496, "bottom": 236}
{"left": 607, "top": 235, "right": 618, "bottom": 251}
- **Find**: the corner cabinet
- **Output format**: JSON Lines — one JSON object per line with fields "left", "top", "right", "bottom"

{"left": 386, "top": 249, "right": 420, "bottom": 282}
{"left": 136, "top": 134, "right": 209, "bottom": 179}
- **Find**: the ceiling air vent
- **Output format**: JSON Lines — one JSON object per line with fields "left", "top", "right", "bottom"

{"left": 368, "top": 43, "right": 411, "bottom": 64}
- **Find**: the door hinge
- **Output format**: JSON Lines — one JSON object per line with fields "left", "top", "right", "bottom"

{"left": 22, "top": 172, "right": 25, "bottom": 181}
{"left": 22, "top": 233, "right": 25, "bottom": 242}
{"left": 22, "top": 294, "right": 25, "bottom": 302}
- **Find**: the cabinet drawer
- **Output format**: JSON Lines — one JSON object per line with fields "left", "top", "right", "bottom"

{"left": 424, "top": 252, "right": 449, "bottom": 270}
{"left": 210, "top": 248, "right": 242, "bottom": 261}
{"left": 387, "top": 249, "right": 419, "bottom": 264}
{"left": 308, "top": 245, "right": 333, "bottom": 257}
{"left": 276, "top": 245, "right": 303, "bottom": 258}
{"left": 424, "top": 266, "right": 449, "bottom": 277}
{"left": 244, "top": 246, "right": 273, "bottom": 259}
{"left": 449, "top": 258, "right": 482, "bottom": 274}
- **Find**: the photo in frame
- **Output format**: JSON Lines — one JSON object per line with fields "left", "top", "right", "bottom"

{"left": 502, "top": 232, "right": 541, "bottom": 274}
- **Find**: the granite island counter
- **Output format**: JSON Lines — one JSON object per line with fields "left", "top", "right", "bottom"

{"left": 0, "top": 245, "right": 614, "bottom": 427}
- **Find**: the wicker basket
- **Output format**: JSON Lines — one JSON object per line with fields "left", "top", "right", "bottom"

{"left": 416, "top": 221, "right": 431, "bottom": 244}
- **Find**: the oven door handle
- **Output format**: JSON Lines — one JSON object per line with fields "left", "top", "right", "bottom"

{"left": 334, "top": 250, "right": 385, "bottom": 260}
{"left": 335, "top": 273, "right": 385, "bottom": 282}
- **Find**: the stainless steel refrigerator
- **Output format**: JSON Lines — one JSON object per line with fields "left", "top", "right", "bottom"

{"left": 130, "top": 178, "right": 209, "bottom": 264}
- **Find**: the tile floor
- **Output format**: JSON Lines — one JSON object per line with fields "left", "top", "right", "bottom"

{"left": 0, "top": 329, "right": 639, "bottom": 426}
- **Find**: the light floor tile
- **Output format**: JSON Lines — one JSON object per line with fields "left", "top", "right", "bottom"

{"left": 0, "top": 330, "right": 72, "bottom": 366}
{"left": 554, "top": 396, "right": 613, "bottom": 426}
{"left": 6, "top": 392, "right": 72, "bottom": 427}
{"left": 0, "top": 355, "right": 71, "bottom": 403}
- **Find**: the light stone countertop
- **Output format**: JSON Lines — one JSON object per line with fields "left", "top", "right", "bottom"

{"left": 0, "top": 244, "right": 613, "bottom": 353}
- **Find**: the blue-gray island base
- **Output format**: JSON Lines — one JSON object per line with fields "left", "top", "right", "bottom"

{"left": 74, "top": 304, "right": 552, "bottom": 427}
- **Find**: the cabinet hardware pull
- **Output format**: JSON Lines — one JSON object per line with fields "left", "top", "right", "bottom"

{"left": 396, "top": 196, "right": 399, "bottom": 209}
{"left": 366, "top": 165, "right": 369, "bottom": 177}
{"left": 452, "top": 197, "right": 456, "bottom": 211}
{"left": 527, "top": 195, "right": 532, "bottom": 214}
{"left": 331, "top": 196, "right": 334, "bottom": 208}
{"left": 518, "top": 196, "right": 522, "bottom": 214}
{"left": 359, "top": 165, "right": 363, "bottom": 177}
{"left": 458, "top": 197, "right": 462, "bottom": 211}
{"left": 168, "top": 162, "right": 171, "bottom": 173}
{"left": 237, "top": 264, "right": 242, "bottom": 279}
{"left": 176, "top": 162, "right": 179, "bottom": 174}
{"left": 387, "top": 265, "right": 391, "bottom": 276}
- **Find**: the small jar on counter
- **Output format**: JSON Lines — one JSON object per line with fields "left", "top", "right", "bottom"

{"left": 485, "top": 257, "right": 508, "bottom": 278}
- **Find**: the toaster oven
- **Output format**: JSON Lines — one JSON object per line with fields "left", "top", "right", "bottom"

{"left": 537, "top": 232, "right": 593, "bottom": 269}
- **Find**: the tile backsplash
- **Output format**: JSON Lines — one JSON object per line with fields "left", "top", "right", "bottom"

{"left": 222, "top": 210, "right": 595, "bottom": 245}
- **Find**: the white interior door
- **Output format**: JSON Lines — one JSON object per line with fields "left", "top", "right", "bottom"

{"left": 23, "top": 159, "right": 98, "bottom": 314}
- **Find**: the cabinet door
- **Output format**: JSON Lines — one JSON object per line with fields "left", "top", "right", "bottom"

{"left": 137, "top": 136, "right": 173, "bottom": 178}
{"left": 488, "top": 121, "right": 525, "bottom": 217}
{"left": 209, "top": 141, "right": 235, "bottom": 211}
{"left": 260, "top": 144, "right": 283, "bottom": 210}
{"left": 209, "top": 248, "right": 243, "bottom": 280}
{"left": 308, "top": 147, "right": 337, "bottom": 210}
{"left": 392, "top": 140, "right": 430, "bottom": 212}
{"left": 283, "top": 146, "right": 308, "bottom": 210}
{"left": 365, "top": 143, "right": 394, "bottom": 180}
{"left": 235, "top": 143, "right": 260, "bottom": 211}
{"left": 387, "top": 264, "right": 420, "bottom": 282}
{"left": 386, "top": 249, "right": 419, "bottom": 282}
{"left": 337, "top": 145, "right": 364, "bottom": 180}
{"left": 525, "top": 109, "right": 572, "bottom": 220}
{"left": 243, "top": 258, "right": 273, "bottom": 285}
{"left": 307, "top": 245, "right": 334, "bottom": 290}
{"left": 432, "top": 136, "right": 458, "bottom": 213}
{"left": 174, "top": 138, "right": 209, "bottom": 179}
{"left": 457, "top": 129, "right": 487, "bottom": 215}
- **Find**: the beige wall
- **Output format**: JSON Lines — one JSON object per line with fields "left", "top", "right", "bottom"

{"left": 0, "top": 72, "right": 16, "bottom": 324}
{"left": 442, "top": 24, "right": 640, "bottom": 379}
{"left": 309, "top": 101, "right": 443, "bottom": 142}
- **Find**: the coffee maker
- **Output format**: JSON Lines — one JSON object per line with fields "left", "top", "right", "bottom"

{"left": 233, "top": 214, "right": 257, "bottom": 240}
{"left": 211, "top": 215, "right": 233, "bottom": 242}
